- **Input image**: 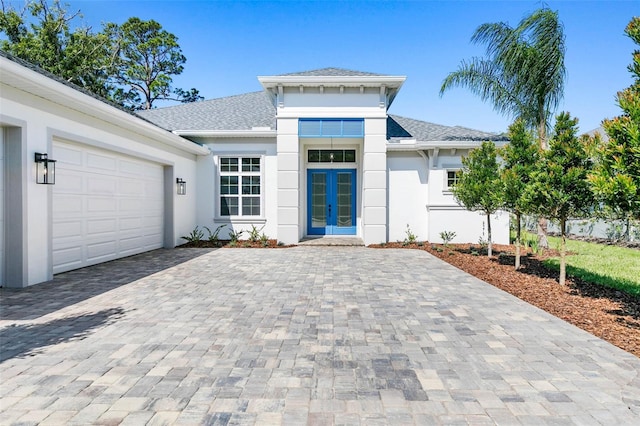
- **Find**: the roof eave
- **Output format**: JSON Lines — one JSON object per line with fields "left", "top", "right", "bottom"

{"left": 1, "top": 55, "right": 210, "bottom": 156}
{"left": 173, "top": 130, "right": 277, "bottom": 138}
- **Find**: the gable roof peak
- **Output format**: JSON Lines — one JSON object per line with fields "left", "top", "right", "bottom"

{"left": 278, "top": 67, "right": 386, "bottom": 77}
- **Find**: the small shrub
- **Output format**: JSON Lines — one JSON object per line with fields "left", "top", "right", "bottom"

{"left": 181, "top": 226, "right": 204, "bottom": 244}
{"left": 403, "top": 224, "right": 418, "bottom": 246}
{"left": 260, "top": 232, "right": 270, "bottom": 247}
{"left": 204, "top": 224, "right": 226, "bottom": 246}
{"left": 248, "top": 224, "right": 265, "bottom": 243}
{"left": 277, "top": 241, "right": 285, "bottom": 247}
{"left": 229, "top": 229, "right": 244, "bottom": 243}
{"left": 439, "top": 230, "right": 457, "bottom": 247}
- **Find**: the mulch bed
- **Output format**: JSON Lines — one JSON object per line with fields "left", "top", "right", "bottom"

{"left": 370, "top": 242, "right": 640, "bottom": 358}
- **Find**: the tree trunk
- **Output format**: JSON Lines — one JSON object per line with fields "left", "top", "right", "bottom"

{"left": 559, "top": 217, "right": 566, "bottom": 286}
{"left": 537, "top": 117, "right": 549, "bottom": 249}
{"left": 537, "top": 217, "right": 549, "bottom": 249}
{"left": 515, "top": 211, "right": 521, "bottom": 270}
{"left": 625, "top": 216, "right": 631, "bottom": 242}
{"left": 486, "top": 213, "right": 492, "bottom": 258}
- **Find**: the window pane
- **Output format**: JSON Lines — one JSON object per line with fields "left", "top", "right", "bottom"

{"left": 299, "top": 120, "right": 322, "bottom": 136}
{"left": 321, "top": 120, "right": 341, "bottom": 136}
{"left": 242, "top": 176, "right": 260, "bottom": 194}
{"left": 342, "top": 120, "right": 363, "bottom": 136}
{"left": 242, "top": 197, "right": 261, "bottom": 216}
{"left": 221, "top": 157, "right": 238, "bottom": 172}
{"left": 308, "top": 150, "right": 320, "bottom": 163}
{"left": 220, "top": 176, "right": 238, "bottom": 194}
{"left": 242, "top": 157, "right": 260, "bottom": 172}
{"left": 344, "top": 150, "right": 356, "bottom": 162}
{"left": 221, "top": 197, "right": 238, "bottom": 216}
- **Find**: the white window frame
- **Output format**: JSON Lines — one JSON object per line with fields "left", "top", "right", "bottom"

{"left": 444, "top": 169, "right": 461, "bottom": 192}
{"left": 216, "top": 155, "right": 264, "bottom": 220}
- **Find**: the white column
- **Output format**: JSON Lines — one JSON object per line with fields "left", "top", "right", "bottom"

{"left": 276, "top": 117, "right": 300, "bottom": 244}
{"left": 362, "top": 117, "right": 388, "bottom": 245}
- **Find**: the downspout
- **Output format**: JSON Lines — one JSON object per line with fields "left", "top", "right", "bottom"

{"left": 416, "top": 150, "right": 430, "bottom": 243}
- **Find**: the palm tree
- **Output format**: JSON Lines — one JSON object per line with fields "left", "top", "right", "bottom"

{"left": 440, "top": 8, "right": 566, "bottom": 246}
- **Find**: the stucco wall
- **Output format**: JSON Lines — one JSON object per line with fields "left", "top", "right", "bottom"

{"left": 196, "top": 138, "right": 278, "bottom": 241}
{"left": 1, "top": 81, "right": 203, "bottom": 287}
{"left": 387, "top": 152, "right": 429, "bottom": 243}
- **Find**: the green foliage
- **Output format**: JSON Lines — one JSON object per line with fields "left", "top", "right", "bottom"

{"left": 452, "top": 141, "right": 502, "bottom": 256}
{"left": 247, "top": 224, "right": 265, "bottom": 243}
{"left": 523, "top": 112, "right": 595, "bottom": 284}
{"left": 260, "top": 233, "right": 270, "bottom": 247}
{"left": 403, "top": 224, "right": 418, "bottom": 246}
{"left": 0, "top": 1, "right": 201, "bottom": 110}
{"left": 203, "top": 224, "right": 226, "bottom": 245}
{"left": 524, "top": 113, "right": 595, "bottom": 223}
{"left": 543, "top": 237, "right": 640, "bottom": 296}
{"left": 0, "top": 0, "right": 115, "bottom": 98}
{"left": 228, "top": 229, "right": 244, "bottom": 243}
{"left": 588, "top": 17, "right": 640, "bottom": 223}
{"left": 501, "top": 119, "right": 539, "bottom": 268}
{"left": 440, "top": 8, "right": 566, "bottom": 148}
{"left": 181, "top": 226, "right": 204, "bottom": 243}
{"left": 439, "top": 230, "right": 456, "bottom": 247}
{"left": 105, "top": 16, "right": 202, "bottom": 110}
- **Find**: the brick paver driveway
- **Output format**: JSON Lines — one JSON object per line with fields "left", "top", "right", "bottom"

{"left": 1, "top": 247, "right": 639, "bottom": 425}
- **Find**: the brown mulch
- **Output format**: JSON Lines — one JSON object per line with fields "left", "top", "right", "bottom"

{"left": 371, "top": 242, "right": 640, "bottom": 358}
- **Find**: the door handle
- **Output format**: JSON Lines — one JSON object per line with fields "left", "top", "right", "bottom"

{"left": 328, "top": 204, "right": 332, "bottom": 215}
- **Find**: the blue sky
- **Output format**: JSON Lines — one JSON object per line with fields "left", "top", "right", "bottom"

{"left": 42, "top": 1, "right": 640, "bottom": 133}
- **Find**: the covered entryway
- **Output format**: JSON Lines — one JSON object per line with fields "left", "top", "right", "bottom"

{"left": 307, "top": 168, "right": 356, "bottom": 235}
{"left": 52, "top": 140, "right": 165, "bottom": 274}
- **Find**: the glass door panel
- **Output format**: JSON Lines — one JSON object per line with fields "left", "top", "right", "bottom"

{"left": 307, "top": 169, "right": 356, "bottom": 235}
{"left": 311, "top": 173, "right": 327, "bottom": 228}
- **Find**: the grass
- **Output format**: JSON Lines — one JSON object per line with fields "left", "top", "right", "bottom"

{"left": 543, "top": 235, "right": 640, "bottom": 297}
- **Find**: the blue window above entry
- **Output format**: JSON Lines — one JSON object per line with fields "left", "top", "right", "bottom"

{"left": 299, "top": 119, "right": 364, "bottom": 137}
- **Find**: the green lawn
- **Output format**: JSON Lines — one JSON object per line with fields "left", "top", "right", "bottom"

{"left": 543, "top": 236, "right": 640, "bottom": 297}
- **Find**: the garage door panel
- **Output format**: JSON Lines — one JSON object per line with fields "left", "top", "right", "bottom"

{"left": 87, "top": 177, "right": 117, "bottom": 195}
{"left": 55, "top": 169, "right": 85, "bottom": 193}
{"left": 55, "top": 144, "right": 83, "bottom": 167}
{"left": 87, "top": 218, "right": 117, "bottom": 236}
{"left": 87, "top": 197, "right": 117, "bottom": 213}
{"left": 120, "top": 217, "right": 143, "bottom": 231}
{"left": 119, "top": 179, "right": 145, "bottom": 196}
{"left": 87, "top": 152, "right": 117, "bottom": 171}
{"left": 53, "top": 195, "right": 83, "bottom": 215}
{"left": 52, "top": 246, "right": 83, "bottom": 269}
{"left": 86, "top": 241, "right": 118, "bottom": 260}
{"left": 53, "top": 140, "right": 165, "bottom": 274}
{"left": 53, "top": 220, "right": 84, "bottom": 239}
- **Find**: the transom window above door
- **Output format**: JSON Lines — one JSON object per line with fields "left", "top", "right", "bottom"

{"left": 308, "top": 149, "right": 356, "bottom": 163}
{"left": 299, "top": 119, "right": 364, "bottom": 137}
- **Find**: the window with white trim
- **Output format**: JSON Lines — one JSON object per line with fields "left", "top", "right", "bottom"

{"left": 219, "top": 156, "right": 262, "bottom": 217}
{"left": 446, "top": 170, "right": 461, "bottom": 190}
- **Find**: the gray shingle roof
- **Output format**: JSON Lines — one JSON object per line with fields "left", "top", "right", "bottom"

{"left": 137, "top": 91, "right": 275, "bottom": 131}
{"left": 278, "top": 67, "right": 385, "bottom": 77}
{"left": 137, "top": 89, "right": 506, "bottom": 142}
{"left": 388, "top": 115, "right": 508, "bottom": 142}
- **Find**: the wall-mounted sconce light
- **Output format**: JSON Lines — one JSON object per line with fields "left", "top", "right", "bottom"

{"left": 176, "top": 178, "right": 187, "bottom": 195}
{"left": 35, "top": 152, "right": 56, "bottom": 184}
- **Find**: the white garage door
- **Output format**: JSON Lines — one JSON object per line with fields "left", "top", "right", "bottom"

{"left": 53, "top": 140, "right": 165, "bottom": 274}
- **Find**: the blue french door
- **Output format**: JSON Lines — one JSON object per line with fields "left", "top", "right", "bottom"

{"left": 307, "top": 169, "right": 356, "bottom": 235}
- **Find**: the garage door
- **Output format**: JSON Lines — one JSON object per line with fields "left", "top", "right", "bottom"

{"left": 53, "top": 140, "right": 164, "bottom": 274}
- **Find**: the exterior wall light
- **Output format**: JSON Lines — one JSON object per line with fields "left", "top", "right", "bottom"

{"left": 35, "top": 152, "right": 56, "bottom": 184}
{"left": 176, "top": 178, "right": 187, "bottom": 195}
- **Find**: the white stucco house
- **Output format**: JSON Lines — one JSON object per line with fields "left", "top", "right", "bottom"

{"left": 1, "top": 52, "right": 509, "bottom": 288}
